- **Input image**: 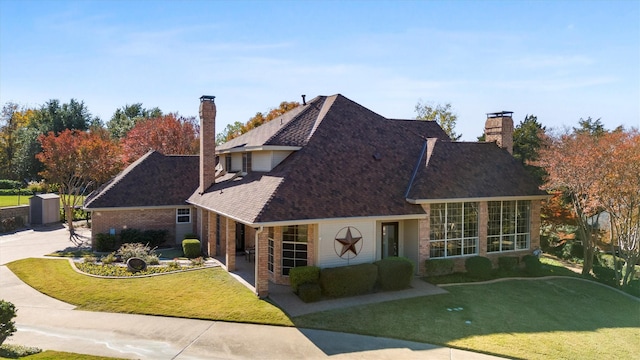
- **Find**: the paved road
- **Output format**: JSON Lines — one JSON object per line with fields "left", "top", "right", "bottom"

{"left": 0, "top": 225, "right": 503, "bottom": 359}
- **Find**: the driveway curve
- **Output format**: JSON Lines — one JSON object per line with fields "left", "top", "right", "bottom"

{"left": 0, "top": 225, "right": 502, "bottom": 359}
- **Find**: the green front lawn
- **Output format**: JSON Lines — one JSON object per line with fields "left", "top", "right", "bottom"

{"left": 7, "top": 258, "right": 292, "bottom": 326}
{"left": 0, "top": 195, "right": 31, "bottom": 207}
{"left": 294, "top": 278, "right": 640, "bottom": 360}
{"left": 7, "top": 258, "right": 639, "bottom": 359}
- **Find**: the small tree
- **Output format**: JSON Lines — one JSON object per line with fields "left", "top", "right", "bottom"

{"left": 0, "top": 299, "right": 17, "bottom": 345}
{"left": 414, "top": 101, "right": 461, "bottom": 141}
{"left": 37, "top": 129, "right": 122, "bottom": 240}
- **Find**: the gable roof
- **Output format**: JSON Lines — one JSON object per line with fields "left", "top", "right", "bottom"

{"left": 188, "top": 94, "right": 455, "bottom": 224}
{"left": 84, "top": 151, "right": 198, "bottom": 209}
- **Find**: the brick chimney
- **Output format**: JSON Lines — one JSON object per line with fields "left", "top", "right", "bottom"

{"left": 199, "top": 95, "right": 216, "bottom": 193}
{"left": 485, "top": 111, "right": 514, "bottom": 154}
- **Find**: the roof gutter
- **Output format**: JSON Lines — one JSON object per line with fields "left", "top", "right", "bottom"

{"left": 406, "top": 194, "right": 551, "bottom": 205}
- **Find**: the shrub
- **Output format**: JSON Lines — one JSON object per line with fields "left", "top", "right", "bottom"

{"left": 0, "top": 180, "right": 21, "bottom": 190}
{"left": 523, "top": 255, "right": 542, "bottom": 275}
{"left": 83, "top": 255, "right": 97, "bottom": 263}
{"left": 167, "top": 260, "right": 181, "bottom": 270}
{"left": 319, "top": 263, "right": 378, "bottom": 298}
{"left": 0, "top": 300, "right": 17, "bottom": 345}
{"left": 298, "top": 283, "right": 322, "bottom": 303}
{"left": 95, "top": 233, "right": 117, "bottom": 252}
{"left": 424, "top": 259, "right": 454, "bottom": 277}
{"left": 624, "top": 279, "right": 640, "bottom": 297}
{"left": 117, "top": 243, "right": 156, "bottom": 262}
{"left": 374, "top": 257, "right": 413, "bottom": 291}
{"left": 0, "top": 189, "right": 31, "bottom": 195}
{"left": 182, "top": 239, "right": 201, "bottom": 258}
{"left": 465, "top": 256, "right": 492, "bottom": 279}
{"left": 120, "top": 228, "right": 144, "bottom": 244}
{"left": 498, "top": 257, "right": 519, "bottom": 272}
{"left": 289, "top": 266, "right": 321, "bottom": 293}
{"left": 146, "top": 254, "right": 160, "bottom": 265}
{"left": 143, "top": 229, "right": 169, "bottom": 248}
{"left": 101, "top": 252, "right": 118, "bottom": 264}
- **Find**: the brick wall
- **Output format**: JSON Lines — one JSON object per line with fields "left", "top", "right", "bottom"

{"left": 0, "top": 205, "right": 29, "bottom": 227}
{"left": 91, "top": 208, "right": 177, "bottom": 244}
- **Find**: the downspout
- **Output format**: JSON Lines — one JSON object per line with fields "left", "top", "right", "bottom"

{"left": 255, "top": 226, "right": 264, "bottom": 297}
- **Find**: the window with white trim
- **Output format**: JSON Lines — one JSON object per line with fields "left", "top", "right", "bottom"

{"left": 282, "top": 225, "right": 307, "bottom": 276}
{"left": 176, "top": 208, "right": 191, "bottom": 223}
{"left": 429, "top": 202, "right": 478, "bottom": 258}
{"left": 487, "top": 200, "right": 530, "bottom": 253}
{"left": 225, "top": 155, "right": 232, "bottom": 172}
{"left": 268, "top": 227, "right": 274, "bottom": 273}
{"left": 242, "top": 152, "right": 251, "bottom": 173}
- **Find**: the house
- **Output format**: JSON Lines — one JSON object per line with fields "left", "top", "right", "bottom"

{"left": 85, "top": 94, "right": 547, "bottom": 298}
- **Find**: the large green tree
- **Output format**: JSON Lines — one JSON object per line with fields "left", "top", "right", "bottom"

{"left": 513, "top": 114, "right": 546, "bottom": 185}
{"left": 32, "top": 99, "right": 97, "bottom": 134}
{"left": 414, "top": 101, "right": 461, "bottom": 141}
{"left": 107, "top": 103, "right": 163, "bottom": 139}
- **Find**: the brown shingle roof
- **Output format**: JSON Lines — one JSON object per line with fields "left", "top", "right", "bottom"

{"left": 84, "top": 151, "right": 199, "bottom": 209}
{"left": 406, "top": 141, "right": 546, "bottom": 201}
{"left": 190, "top": 94, "right": 454, "bottom": 223}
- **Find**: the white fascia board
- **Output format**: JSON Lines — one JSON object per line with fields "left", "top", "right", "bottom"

{"left": 406, "top": 194, "right": 551, "bottom": 205}
{"left": 216, "top": 146, "right": 301, "bottom": 155}
{"left": 187, "top": 202, "right": 426, "bottom": 228}
{"left": 83, "top": 205, "right": 191, "bottom": 212}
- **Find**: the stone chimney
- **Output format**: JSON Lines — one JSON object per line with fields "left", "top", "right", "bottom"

{"left": 485, "top": 111, "right": 514, "bottom": 154}
{"left": 199, "top": 95, "right": 216, "bottom": 193}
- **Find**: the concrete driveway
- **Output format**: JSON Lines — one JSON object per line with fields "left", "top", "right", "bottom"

{"left": 0, "top": 225, "right": 503, "bottom": 359}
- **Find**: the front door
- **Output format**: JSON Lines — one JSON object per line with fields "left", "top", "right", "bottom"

{"left": 236, "top": 222, "right": 245, "bottom": 252}
{"left": 381, "top": 222, "right": 399, "bottom": 258}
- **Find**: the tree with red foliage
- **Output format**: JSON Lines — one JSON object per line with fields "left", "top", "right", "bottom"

{"left": 37, "top": 129, "right": 122, "bottom": 239}
{"left": 537, "top": 127, "right": 640, "bottom": 281}
{"left": 121, "top": 114, "right": 199, "bottom": 165}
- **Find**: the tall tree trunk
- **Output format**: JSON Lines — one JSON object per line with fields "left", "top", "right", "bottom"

{"left": 610, "top": 216, "right": 621, "bottom": 286}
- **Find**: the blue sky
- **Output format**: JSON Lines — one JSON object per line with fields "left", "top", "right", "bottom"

{"left": 1, "top": 0, "right": 638, "bottom": 140}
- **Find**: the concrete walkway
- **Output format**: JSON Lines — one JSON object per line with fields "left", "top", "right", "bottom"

{"left": 0, "top": 225, "right": 504, "bottom": 359}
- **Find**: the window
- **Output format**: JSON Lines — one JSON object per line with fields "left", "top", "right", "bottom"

{"left": 487, "top": 200, "right": 530, "bottom": 253}
{"left": 225, "top": 155, "right": 232, "bottom": 172}
{"left": 282, "top": 225, "right": 307, "bottom": 276}
{"left": 429, "top": 202, "right": 478, "bottom": 258}
{"left": 268, "top": 228, "right": 274, "bottom": 273}
{"left": 176, "top": 208, "right": 191, "bottom": 223}
{"left": 242, "top": 152, "right": 252, "bottom": 173}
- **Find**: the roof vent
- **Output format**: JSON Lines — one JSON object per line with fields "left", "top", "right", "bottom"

{"left": 301, "top": 94, "right": 306, "bottom": 105}
{"left": 373, "top": 152, "right": 382, "bottom": 161}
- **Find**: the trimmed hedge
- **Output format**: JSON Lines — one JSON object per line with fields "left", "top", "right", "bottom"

{"left": 182, "top": 239, "right": 201, "bottom": 258}
{"left": 289, "top": 266, "right": 320, "bottom": 293}
{"left": 0, "top": 189, "right": 31, "bottom": 196}
{"left": 465, "top": 256, "right": 492, "bottom": 279}
{"left": 425, "top": 258, "right": 454, "bottom": 276}
{"left": 498, "top": 256, "right": 519, "bottom": 272}
{"left": 320, "top": 263, "right": 378, "bottom": 298}
{"left": 0, "top": 180, "right": 21, "bottom": 190}
{"left": 95, "top": 233, "right": 117, "bottom": 252}
{"left": 298, "top": 283, "right": 322, "bottom": 303}
{"left": 374, "top": 257, "right": 413, "bottom": 291}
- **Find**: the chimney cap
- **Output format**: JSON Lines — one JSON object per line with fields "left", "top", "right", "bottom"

{"left": 486, "top": 111, "right": 513, "bottom": 118}
{"left": 200, "top": 95, "right": 216, "bottom": 102}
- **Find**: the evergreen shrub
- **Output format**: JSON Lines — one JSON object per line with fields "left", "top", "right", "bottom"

{"left": 523, "top": 254, "right": 542, "bottom": 275}
{"left": 95, "top": 233, "right": 117, "bottom": 252}
{"left": 425, "top": 258, "right": 454, "bottom": 276}
{"left": 0, "top": 300, "right": 17, "bottom": 345}
{"left": 182, "top": 239, "right": 201, "bottom": 258}
{"left": 319, "top": 263, "right": 378, "bottom": 298}
{"left": 374, "top": 257, "right": 413, "bottom": 291}
{"left": 297, "top": 283, "right": 322, "bottom": 303}
{"left": 289, "top": 266, "right": 320, "bottom": 293}
{"left": 498, "top": 256, "right": 519, "bottom": 272}
{"left": 465, "top": 256, "right": 492, "bottom": 279}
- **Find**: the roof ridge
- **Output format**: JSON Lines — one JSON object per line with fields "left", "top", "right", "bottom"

{"left": 84, "top": 151, "right": 158, "bottom": 207}
{"left": 264, "top": 96, "right": 327, "bottom": 145}
{"left": 306, "top": 95, "right": 337, "bottom": 142}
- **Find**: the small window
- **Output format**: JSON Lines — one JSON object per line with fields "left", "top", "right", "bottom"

{"left": 225, "top": 155, "right": 232, "bottom": 172}
{"left": 177, "top": 208, "right": 191, "bottom": 223}
{"left": 242, "top": 152, "right": 252, "bottom": 173}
